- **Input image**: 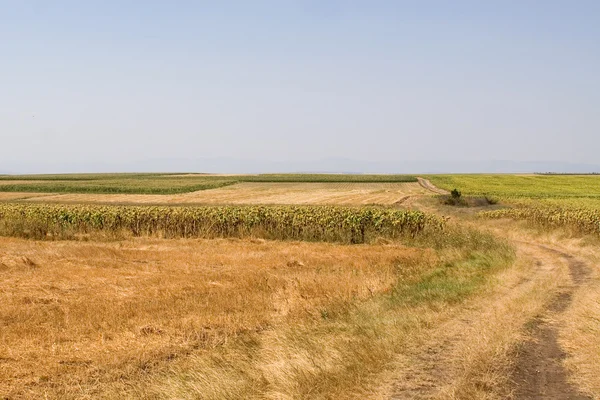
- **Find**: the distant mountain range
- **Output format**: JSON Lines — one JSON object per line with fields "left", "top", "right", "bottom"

{"left": 3, "top": 158, "right": 600, "bottom": 175}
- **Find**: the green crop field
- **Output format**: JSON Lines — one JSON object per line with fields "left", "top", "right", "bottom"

{"left": 427, "top": 174, "right": 600, "bottom": 236}
{"left": 0, "top": 173, "right": 185, "bottom": 181}
{"left": 242, "top": 174, "right": 417, "bottom": 183}
{"left": 0, "top": 177, "right": 235, "bottom": 194}
{"left": 427, "top": 174, "right": 600, "bottom": 199}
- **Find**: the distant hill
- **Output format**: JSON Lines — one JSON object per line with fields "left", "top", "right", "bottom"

{"left": 4, "top": 159, "right": 600, "bottom": 175}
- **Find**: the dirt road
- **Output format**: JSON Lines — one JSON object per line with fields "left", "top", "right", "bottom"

{"left": 387, "top": 179, "right": 595, "bottom": 399}
{"left": 387, "top": 239, "right": 592, "bottom": 399}
{"left": 417, "top": 177, "right": 449, "bottom": 195}
{"left": 511, "top": 245, "right": 591, "bottom": 400}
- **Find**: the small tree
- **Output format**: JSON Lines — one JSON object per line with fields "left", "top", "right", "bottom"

{"left": 443, "top": 188, "right": 464, "bottom": 206}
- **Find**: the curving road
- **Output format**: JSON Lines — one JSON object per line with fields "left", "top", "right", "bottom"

{"left": 417, "top": 177, "right": 450, "bottom": 195}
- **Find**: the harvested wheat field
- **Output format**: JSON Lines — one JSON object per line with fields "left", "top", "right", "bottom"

{"left": 0, "top": 236, "right": 437, "bottom": 399}
{"left": 22, "top": 182, "right": 429, "bottom": 206}
{"left": 0, "top": 193, "right": 53, "bottom": 201}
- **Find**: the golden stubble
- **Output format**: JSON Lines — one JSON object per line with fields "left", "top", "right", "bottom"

{"left": 22, "top": 182, "right": 430, "bottom": 205}
{"left": 0, "top": 236, "right": 433, "bottom": 398}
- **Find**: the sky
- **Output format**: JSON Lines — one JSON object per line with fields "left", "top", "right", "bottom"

{"left": 2, "top": 1, "right": 599, "bottom": 173}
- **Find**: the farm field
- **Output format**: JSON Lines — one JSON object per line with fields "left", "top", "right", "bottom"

{"left": 427, "top": 174, "right": 600, "bottom": 199}
{"left": 0, "top": 173, "right": 599, "bottom": 399}
{"left": 0, "top": 174, "right": 417, "bottom": 195}
{"left": 11, "top": 182, "right": 428, "bottom": 206}
{"left": 0, "top": 176, "right": 236, "bottom": 195}
{"left": 0, "top": 192, "right": 53, "bottom": 201}
{"left": 426, "top": 174, "right": 600, "bottom": 237}
{"left": 0, "top": 199, "right": 511, "bottom": 399}
{"left": 2, "top": 237, "right": 438, "bottom": 398}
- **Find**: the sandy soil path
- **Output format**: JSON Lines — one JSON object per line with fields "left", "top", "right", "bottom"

{"left": 417, "top": 178, "right": 449, "bottom": 195}
{"left": 510, "top": 244, "right": 592, "bottom": 400}
{"left": 387, "top": 239, "right": 592, "bottom": 399}
{"left": 386, "top": 179, "right": 594, "bottom": 399}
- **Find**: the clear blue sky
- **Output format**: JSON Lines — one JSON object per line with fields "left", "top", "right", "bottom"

{"left": 2, "top": 1, "right": 599, "bottom": 172}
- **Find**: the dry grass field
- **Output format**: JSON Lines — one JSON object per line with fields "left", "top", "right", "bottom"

{"left": 18, "top": 182, "right": 429, "bottom": 206}
{"left": 4, "top": 238, "right": 398, "bottom": 397}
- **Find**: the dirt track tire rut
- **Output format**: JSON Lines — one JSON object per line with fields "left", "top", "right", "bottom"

{"left": 417, "top": 178, "right": 449, "bottom": 195}
{"left": 388, "top": 240, "right": 592, "bottom": 399}
{"left": 511, "top": 245, "right": 592, "bottom": 400}
{"left": 386, "top": 178, "right": 593, "bottom": 399}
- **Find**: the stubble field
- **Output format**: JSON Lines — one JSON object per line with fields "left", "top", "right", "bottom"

{"left": 7, "top": 182, "right": 427, "bottom": 206}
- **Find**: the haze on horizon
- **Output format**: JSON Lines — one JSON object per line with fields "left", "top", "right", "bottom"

{"left": 2, "top": 1, "right": 599, "bottom": 174}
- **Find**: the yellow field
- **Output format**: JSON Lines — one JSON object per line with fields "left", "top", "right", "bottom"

{"left": 0, "top": 192, "right": 52, "bottom": 201}
{"left": 20, "top": 182, "right": 429, "bottom": 205}
{"left": 0, "top": 236, "right": 432, "bottom": 398}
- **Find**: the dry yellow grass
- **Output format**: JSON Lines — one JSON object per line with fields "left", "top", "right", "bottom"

{"left": 23, "top": 182, "right": 429, "bottom": 205}
{"left": 0, "top": 236, "right": 434, "bottom": 399}
{"left": 0, "top": 193, "right": 52, "bottom": 201}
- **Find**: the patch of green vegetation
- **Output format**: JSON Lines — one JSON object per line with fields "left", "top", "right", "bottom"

{"left": 0, "top": 178, "right": 236, "bottom": 194}
{"left": 392, "top": 226, "right": 515, "bottom": 305}
{"left": 516, "top": 197, "right": 600, "bottom": 210}
{"left": 446, "top": 175, "right": 600, "bottom": 236}
{"left": 0, "top": 173, "right": 183, "bottom": 181}
{"left": 427, "top": 174, "right": 600, "bottom": 199}
{"left": 243, "top": 174, "right": 417, "bottom": 183}
{"left": 395, "top": 252, "right": 505, "bottom": 304}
